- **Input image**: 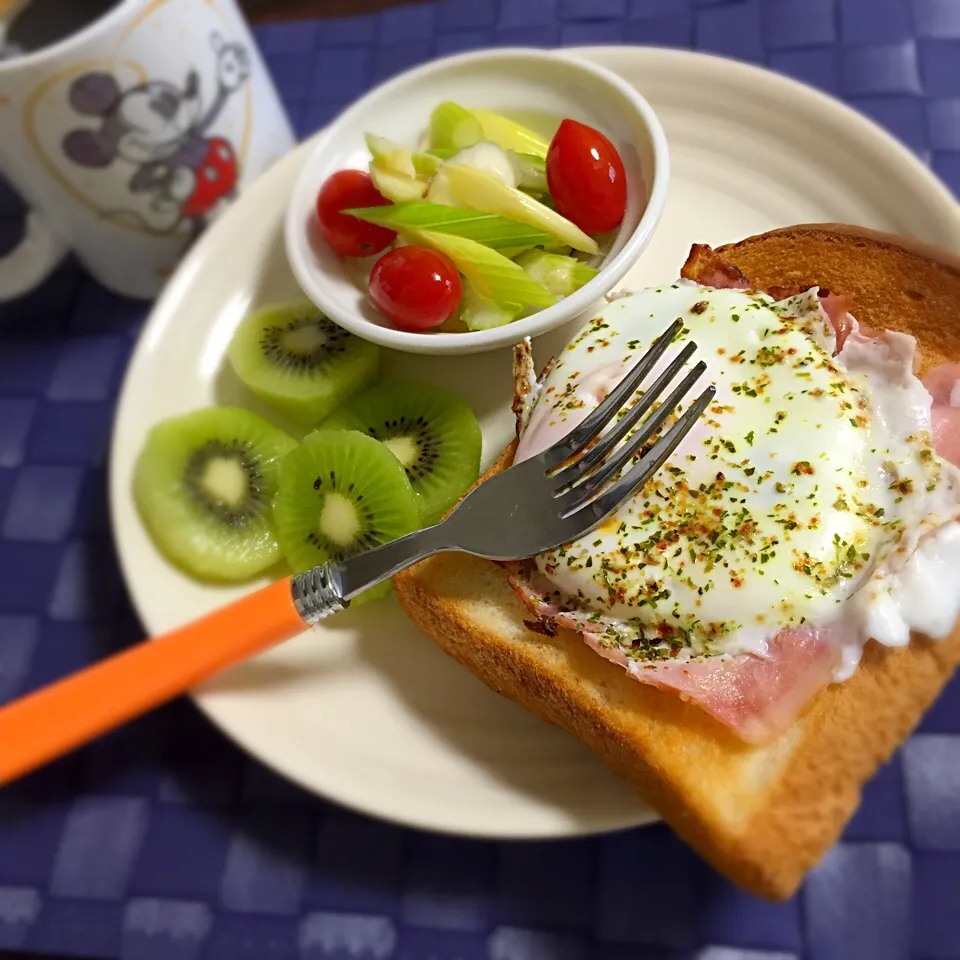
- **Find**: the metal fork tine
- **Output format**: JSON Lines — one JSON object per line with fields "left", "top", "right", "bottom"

{"left": 563, "top": 385, "right": 716, "bottom": 524}
{"left": 541, "top": 319, "right": 683, "bottom": 469}
{"left": 556, "top": 359, "right": 708, "bottom": 512}
{"left": 551, "top": 341, "right": 698, "bottom": 490}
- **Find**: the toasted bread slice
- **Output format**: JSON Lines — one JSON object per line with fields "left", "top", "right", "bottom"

{"left": 393, "top": 224, "right": 960, "bottom": 899}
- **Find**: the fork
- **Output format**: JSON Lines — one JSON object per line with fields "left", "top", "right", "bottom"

{"left": 0, "top": 320, "right": 713, "bottom": 786}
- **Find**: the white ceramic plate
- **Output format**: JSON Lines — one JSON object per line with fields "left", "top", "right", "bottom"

{"left": 110, "top": 47, "right": 960, "bottom": 839}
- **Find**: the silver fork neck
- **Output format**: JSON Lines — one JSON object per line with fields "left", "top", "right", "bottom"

{"left": 291, "top": 519, "right": 455, "bottom": 627}
{"left": 337, "top": 520, "right": 453, "bottom": 598}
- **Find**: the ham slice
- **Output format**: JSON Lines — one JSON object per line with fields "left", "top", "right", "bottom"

{"left": 506, "top": 244, "right": 948, "bottom": 743}
{"left": 820, "top": 292, "right": 856, "bottom": 347}
{"left": 923, "top": 362, "right": 960, "bottom": 406}
{"left": 923, "top": 363, "right": 960, "bottom": 468}
{"left": 930, "top": 409, "right": 960, "bottom": 467}
{"left": 506, "top": 561, "right": 841, "bottom": 742}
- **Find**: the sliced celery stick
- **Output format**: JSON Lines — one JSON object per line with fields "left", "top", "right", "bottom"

{"left": 471, "top": 108, "right": 550, "bottom": 159}
{"left": 448, "top": 142, "right": 516, "bottom": 187}
{"left": 430, "top": 102, "right": 483, "bottom": 151}
{"left": 369, "top": 162, "right": 426, "bottom": 202}
{"left": 434, "top": 163, "right": 598, "bottom": 254}
{"left": 411, "top": 229, "right": 555, "bottom": 309}
{"left": 343, "top": 202, "right": 553, "bottom": 249}
{"left": 365, "top": 133, "right": 416, "bottom": 179}
{"left": 514, "top": 249, "right": 599, "bottom": 297}
{"left": 508, "top": 151, "right": 548, "bottom": 193}
{"left": 411, "top": 151, "right": 443, "bottom": 178}
{"left": 460, "top": 283, "right": 523, "bottom": 331}
{"left": 424, "top": 169, "right": 457, "bottom": 207}
{"left": 365, "top": 135, "right": 441, "bottom": 180}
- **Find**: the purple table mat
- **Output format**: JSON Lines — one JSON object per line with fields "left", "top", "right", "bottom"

{"left": 0, "top": 1, "right": 959, "bottom": 958}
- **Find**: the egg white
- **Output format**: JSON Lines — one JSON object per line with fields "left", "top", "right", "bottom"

{"left": 515, "top": 282, "right": 960, "bottom": 675}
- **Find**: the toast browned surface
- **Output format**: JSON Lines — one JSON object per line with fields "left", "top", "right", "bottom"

{"left": 393, "top": 225, "right": 960, "bottom": 899}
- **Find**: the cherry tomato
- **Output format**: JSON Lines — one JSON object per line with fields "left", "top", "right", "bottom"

{"left": 316, "top": 170, "right": 395, "bottom": 257}
{"left": 369, "top": 247, "right": 462, "bottom": 332}
{"left": 546, "top": 118, "right": 627, "bottom": 235}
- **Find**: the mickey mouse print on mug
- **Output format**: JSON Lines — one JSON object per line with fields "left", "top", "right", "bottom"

{"left": 0, "top": 0, "right": 295, "bottom": 300}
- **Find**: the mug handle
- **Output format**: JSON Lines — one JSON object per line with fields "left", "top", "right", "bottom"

{"left": 0, "top": 209, "right": 68, "bottom": 301}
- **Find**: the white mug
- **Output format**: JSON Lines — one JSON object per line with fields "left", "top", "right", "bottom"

{"left": 0, "top": 0, "right": 296, "bottom": 299}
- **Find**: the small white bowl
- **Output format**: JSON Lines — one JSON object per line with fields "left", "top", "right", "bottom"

{"left": 284, "top": 47, "right": 669, "bottom": 356}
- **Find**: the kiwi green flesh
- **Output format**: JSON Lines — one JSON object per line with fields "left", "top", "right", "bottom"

{"left": 273, "top": 429, "right": 420, "bottom": 605}
{"left": 133, "top": 406, "right": 296, "bottom": 581}
{"left": 228, "top": 300, "right": 380, "bottom": 425}
{"left": 322, "top": 380, "right": 481, "bottom": 525}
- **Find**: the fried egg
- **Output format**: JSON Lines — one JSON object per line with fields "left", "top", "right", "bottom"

{"left": 514, "top": 281, "right": 960, "bottom": 680}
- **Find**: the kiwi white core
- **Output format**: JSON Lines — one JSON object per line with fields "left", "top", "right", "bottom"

{"left": 383, "top": 435, "right": 419, "bottom": 468}
{"left": 320, "top": 492, "right": 361, "bottom": 545}
{"left": 282, "top": 324, "right": 327, "bottom": 356}
{"left": 200, "top": 457, "right": 249, "bottom": 508}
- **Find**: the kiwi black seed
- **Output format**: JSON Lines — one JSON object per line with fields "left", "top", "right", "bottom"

{"left": 133, "top": 406, "right": 296, "bottom": 581}
{"left": 228, "top": 299, "right": 380, "bottom": 425}
{"left": 273, "top": 429, "right": 420, "bottom": 604}
{"left": 322, "top": 380, "right": 482, "bottom": 524}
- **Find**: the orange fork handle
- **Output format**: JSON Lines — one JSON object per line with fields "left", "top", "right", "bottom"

{"left": 0, "top": 576, "right": 306, "bottom": 787}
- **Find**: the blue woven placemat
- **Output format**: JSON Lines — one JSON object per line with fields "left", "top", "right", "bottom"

{"left": 1, "top": 1, "right": 959, "bottom": 958}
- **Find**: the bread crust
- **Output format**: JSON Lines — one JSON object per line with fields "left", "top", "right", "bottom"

{"left": 393, "top": 224, "right": 960, "bottom": 899}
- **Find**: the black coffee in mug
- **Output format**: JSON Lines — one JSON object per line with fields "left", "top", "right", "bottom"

{"left": 2, "top": 0, "right": 120, "bottom": 56}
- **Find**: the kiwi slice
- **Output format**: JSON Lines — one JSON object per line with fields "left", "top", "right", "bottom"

{"left": 228, "top": 300, "right": 380, "bottom": 425}
{"left": 323, "top": 380, "right": 481, "bottom": 524}
{"left": 134, "top": 407, "right": 296, "bottom": 582}
{"left": 273, "top": 429, "right": 420, "bottom": 604}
